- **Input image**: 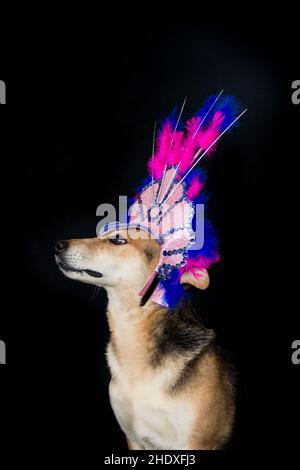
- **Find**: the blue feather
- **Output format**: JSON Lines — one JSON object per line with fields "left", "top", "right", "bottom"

{"left": 185, "top": 168, "right": 207, "bottom": 188}
{"left": 160, "top": 269, "right": 187, "bottom": 307}
{"left": 159, "top": 105, "right": 178, "bottom": 131}
{"left": 189, "top": 191, "right": 219, "bottom": 260}
{"left": 195, "top": 94, "right": 219, "bottom": 122}
{"left": 217, "top": 95, "right": 242, "bottom": 131}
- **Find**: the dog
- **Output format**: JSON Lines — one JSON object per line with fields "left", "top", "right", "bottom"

{"left": 55, "top": 227, "right": 235, "bottom": 450}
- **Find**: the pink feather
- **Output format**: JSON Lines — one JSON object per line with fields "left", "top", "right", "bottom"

{"left": 186, "top": 174, "right": 204, "bottom": 200}
{"left": 167, "top": 131, "right": 183, "bottom": 166}
{"left": 176, "top": 118, "right": 198, "bottom": 174}
{"left": 148, "top": 110, "right": 226, "bottom": 180}
{"left": 148, "top": 120, "right": 173, "bottom": 179}
{"left": 196, "top": 111, "right": 225, "bottom": 155}
{"left": 179, "top": 252, "right": 220, "bottom": 279}
{"left": 186, "top": 116, "right": 201, "bottom": 139}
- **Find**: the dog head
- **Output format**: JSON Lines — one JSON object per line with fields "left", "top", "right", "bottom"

{"left": 55, "top": 228, "right": 209, "bottom": 295}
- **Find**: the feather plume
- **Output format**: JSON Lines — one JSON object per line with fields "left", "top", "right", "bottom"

{"left": 186, "top": 173, "right": 205, "bottom": 200}
{"left": 195, "top": 94, "right": 220, "bottom": 123}
{"left": 148, "top": 94, "right": 241, "bottom": 183}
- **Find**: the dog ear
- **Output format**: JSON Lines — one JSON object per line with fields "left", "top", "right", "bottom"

{"left": 180, "top": 268, "right": 210, "bottom": 290}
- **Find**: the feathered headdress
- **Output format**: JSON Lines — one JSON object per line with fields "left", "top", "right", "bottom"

{"left": 99, "top": 92, "right": 246, "bottom": 307}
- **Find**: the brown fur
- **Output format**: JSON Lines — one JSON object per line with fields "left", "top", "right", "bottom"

{"left": 56, "top": 229, "right": 236, "bottom": 450}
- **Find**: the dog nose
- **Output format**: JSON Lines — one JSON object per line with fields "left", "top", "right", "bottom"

{"left": 55, "top": 240, "right": 69, "bottom": 254}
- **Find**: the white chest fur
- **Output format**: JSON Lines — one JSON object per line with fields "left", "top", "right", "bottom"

{"left": 107, "top": 342, "right": 193, "bottom": 450}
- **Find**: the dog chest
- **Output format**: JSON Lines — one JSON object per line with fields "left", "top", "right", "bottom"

{"left": 109, "top": 373, "right": 192, "bottom": 450}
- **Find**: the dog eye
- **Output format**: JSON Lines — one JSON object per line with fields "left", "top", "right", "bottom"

{"left": 109, "top": 234, "right": 128, "bottom": 245}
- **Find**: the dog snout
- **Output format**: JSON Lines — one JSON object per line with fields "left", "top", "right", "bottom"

{"left": 55, "top": 240, "right": 69, "bottom": 254}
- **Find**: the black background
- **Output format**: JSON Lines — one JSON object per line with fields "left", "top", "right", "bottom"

{"left": 1, "top": 11, "right": 299, "bottom": 467}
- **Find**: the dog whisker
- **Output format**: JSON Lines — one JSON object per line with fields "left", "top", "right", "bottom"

{"left": 89, "top": 286, "right": 101, "bottom": 302}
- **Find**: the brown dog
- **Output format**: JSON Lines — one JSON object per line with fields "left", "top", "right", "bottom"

{"left": 55, "top": 228, "right": 235, "bottom": 450}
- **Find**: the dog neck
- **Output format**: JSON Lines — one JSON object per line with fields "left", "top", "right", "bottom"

{"left": 106, "top": 283, "right": 165, "bottom": 330}
{"left": 105, "top": 283, "right": 167, "bottom": 372}
{"left": 104, "top": 282, "right": 215, "bottom": 386}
